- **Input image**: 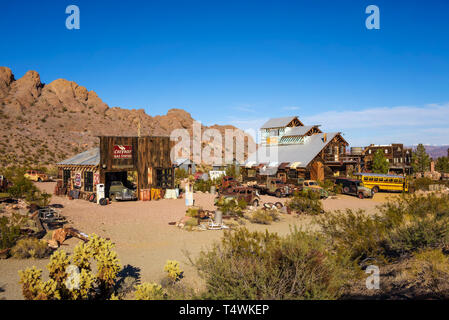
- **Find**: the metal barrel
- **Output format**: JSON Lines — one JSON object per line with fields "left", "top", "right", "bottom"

{"left": 214, "top": 210, "right": 222, "bottom": 225}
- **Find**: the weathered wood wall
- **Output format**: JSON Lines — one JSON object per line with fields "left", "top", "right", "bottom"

{"left": 99, "top": 136, "right": 173, "bottom": 191}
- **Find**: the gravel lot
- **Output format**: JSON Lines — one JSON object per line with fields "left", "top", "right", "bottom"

{"left": 0, "top": 182, "right": 390, "bottom": 300}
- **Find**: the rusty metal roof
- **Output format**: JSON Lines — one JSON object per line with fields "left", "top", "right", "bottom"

{"left": 57, "top": 148, "right": 100, "bottom": 166}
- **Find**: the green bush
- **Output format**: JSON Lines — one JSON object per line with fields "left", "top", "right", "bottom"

{"left": 286, "top": 191, "right": 323, "bottom": 215}
{"left": 215, "top": 196, "right": 244, "bottom": 217}
{"left": 248, "top": 209, "right": 279, "bottom": 225}
{"left": 194, "top": 228, "right": 354, "bottom": 300}
{"left": 411, "top": 177, "right": 433, "bottom": 191}
{"left": 318, "top": 209, "right": 388, "bottom": 262}
{"left": 0, "top": 213, "right": 28, "bottom": 250}
{"left": 11, "top": 238, "right": 50, "bottom": 259}
{"left": 319, "top": 193, "right": 449, "bottom": 262}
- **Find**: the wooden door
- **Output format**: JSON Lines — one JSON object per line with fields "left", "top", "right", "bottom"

{"left": 310, "top": 161, "right": 324, "bottom": 181}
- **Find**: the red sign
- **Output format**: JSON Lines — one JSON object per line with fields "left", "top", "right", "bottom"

{"left": 113, "top": 145, "right": 132, "bottom": 159}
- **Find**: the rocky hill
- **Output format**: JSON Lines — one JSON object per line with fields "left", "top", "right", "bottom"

{"left": 0, "top": 67, "right": 253, "bottom": 167}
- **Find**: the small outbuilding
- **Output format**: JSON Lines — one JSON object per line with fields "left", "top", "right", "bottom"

{"left": 57, "top": 135, "right": 174, "bottom": 200}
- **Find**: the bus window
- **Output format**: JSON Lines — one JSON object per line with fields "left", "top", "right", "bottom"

{"left": 374, "top": 178, "right": 378, "bottom": 182}
{"left": 388, "top": 178, "right": 393, "bottom": 183}
{"left": 363, "top": 177, "right": 368, "bottom": 181}
{"left": 369, "top": 177, "right": 373, "bottom": 181}
{"left": 394, "top": 179, "right": 399, "bottom": 182}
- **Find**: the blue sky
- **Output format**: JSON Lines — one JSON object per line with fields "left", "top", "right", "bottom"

{"left": 2, "top": 0, "right": 449, "bottom": 146}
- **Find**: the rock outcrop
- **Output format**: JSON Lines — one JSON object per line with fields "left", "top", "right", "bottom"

{"left": 0, "top": 67, "right": 253, "bottom": 167}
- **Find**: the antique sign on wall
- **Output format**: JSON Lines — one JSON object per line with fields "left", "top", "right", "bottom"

{"left": 113, "top": 145, "right": 132, "bottom": 159}
{"left": 74, "top": 172, "right": 82, "bottom": 187}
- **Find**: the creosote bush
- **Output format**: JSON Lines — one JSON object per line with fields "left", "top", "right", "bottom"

{"left": 407, "top": 248, "right": 449, "bottom": 291}
{"left": 248, "top": 208, "right": 279, "bottom": 225}
{"left": 286, "top": 190, "right": 323, "bottom": 215}
{"left": 194, "top": 227, "right": 354, "bottom": 300}
{"left": 11, "top": 238, "right": 50, "bottom": 259}
{"left": 318, "top": 193, "right": 449, "bottom": 263}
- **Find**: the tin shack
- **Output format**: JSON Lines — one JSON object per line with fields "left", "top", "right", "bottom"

{"left": 56, "top": 135, "right": 173, "bottom": 200}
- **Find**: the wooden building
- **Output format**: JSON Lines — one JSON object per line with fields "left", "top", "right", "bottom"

{"left": 362, "top": 143, "right": 412, "bottom": 174}
{"left": 57, "top": 135, "right": 174, "bottom": 199}
{"left": 243, "top": 116, "right": 350, "bottom": 184}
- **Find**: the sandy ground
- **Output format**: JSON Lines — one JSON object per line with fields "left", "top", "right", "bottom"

{"left": 0, "top": 182, "right": 391, "bottom": 300}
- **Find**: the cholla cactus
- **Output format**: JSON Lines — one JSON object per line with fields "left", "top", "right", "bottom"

{"left": 19, "top": 267, "right": 60, "bottom": 300}
{"left": 18, "top": 234, "right": 121, "bottom": 300}
{"left": 134, "top": 283, "right": 165, "bottom": 300}
{"left": 164, "top": 260, "right": 183, "bottom": 282}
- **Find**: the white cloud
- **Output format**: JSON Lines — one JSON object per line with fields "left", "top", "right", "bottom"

{"left": 302, "top": 103, "right": 449, "bottom": 130}
{"left": 224, "top": 102, "right": 449, "bottom": 146}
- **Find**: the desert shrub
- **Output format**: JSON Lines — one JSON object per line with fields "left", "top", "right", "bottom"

{"left": 193, "top": 178, "right": 214, "bottom": 192}
{"left": 8, "top": 175, "right": 37, "bottom": 199}
{"left": 184, "top": 217, "right": 199, "bottom": 227}
{"left": 319, "top": 194, "right": 449, "bottom": 262}
{"left": 11, "top": 238, "right": 50, "bottom": 259}
{"left": 407, "top": 248, "right": 449, "bottom": 292}
{"left": 248, "top": 208, "right": 279, "bottom": 225}
{"left": 333, "top": 183, "right": 343, "bottom": 194}
{"left": 0, "top": 213, "right": 28, "bottom": 250}
{"left": 215, "top": 196, "right": 244, "bottom": 217}
{"left": 318, "top": 179, "right": 335, "bottom": 192}
{"left": 286, "top": 191, "right": 323, "bottom": 215}
{"left": 318, "top": 209, "right": 388, "bottom": 262}
{"left": 134, "top": 283, "right": 165, "bottom": 300}
{"left": 411, "top": 177, "right": 433, "bottom": 191}
{"left": 186, "top": 207, "right": 200, "bottom": 218}
{"left": 194, "top": 227, "right": 354, "bottom": 300}
{"left": 237, "top": 198, "right": 247, "bottom": 210}
{"left": 18, "top": 234, "right": 120, "bottom": 300}
{"left": 164, "top": 260, "right": 183, "bottom": 283}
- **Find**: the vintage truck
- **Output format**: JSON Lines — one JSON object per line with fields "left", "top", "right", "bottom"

{"left": 109, "top": 181, "right": 138, "bottom": 201}
{"left": 298, "top": 180, "right": 329, "bottom": 199}
{"left": 218, "top": 175, "right": 239, "bottom": 192}
{"left": 24, "top": 170, "right": 49, "bottom": 182}
{"left": 255, "top": 177, "right": 296, "bottom": 198}
{"left": 335, "top": 178, "right": 374, "bottom": 199}
{"left": 218, "top": 186, "right": 261, "bottom": 207}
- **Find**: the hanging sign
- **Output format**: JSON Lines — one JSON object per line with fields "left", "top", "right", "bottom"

{"left": 113, "top": 145, "right": 132, "bottom": 159}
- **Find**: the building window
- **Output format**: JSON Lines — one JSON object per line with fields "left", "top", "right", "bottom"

{"left": 155, "top": 168, "right": 173, "bottom": 188}
{"left": 247, "top": 169, "right": 256, "bottom": 178}
{"left": 288, "top": 169, "right": 298, "bottom": 179}
{"left": 84, "top": 171, "right": 93, "bottom": 192}
{"left": 63, "top": 170, "right": 71, "bottom": 187}
{"left": 385, "top": 149, "right": 388, "bottom": 154}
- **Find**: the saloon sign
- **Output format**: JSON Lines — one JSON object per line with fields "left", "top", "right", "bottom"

{"left": 113, "top": 145, "right": 132, "bottom": 159}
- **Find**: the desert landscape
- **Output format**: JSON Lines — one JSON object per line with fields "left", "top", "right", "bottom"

{"left": 0, "top": 181, "right": 389, "bottom": 300}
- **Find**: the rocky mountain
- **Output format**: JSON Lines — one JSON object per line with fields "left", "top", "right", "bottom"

{"left": 0, "top": 67, "right": 253, "bottom": 167}
{"left": 420, "top": 145, "right": 449, "bottom": 160}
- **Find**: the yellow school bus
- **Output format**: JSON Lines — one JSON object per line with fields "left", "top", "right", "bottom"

{"left": 354, "top": 173, "right": 409, "bottom": 193}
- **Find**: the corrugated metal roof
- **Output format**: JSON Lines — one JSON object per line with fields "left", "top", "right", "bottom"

{"left": 57, "top": 148, "right": 100, "bottom": 166}
{"left": 260, "top": 117, "right": 297, "bottom": 129}
{"left": 246, "top": 132, "right": 338, "bottom": 168}
{"left": 283, "top": 126, "right": 315, "bottom": 137}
